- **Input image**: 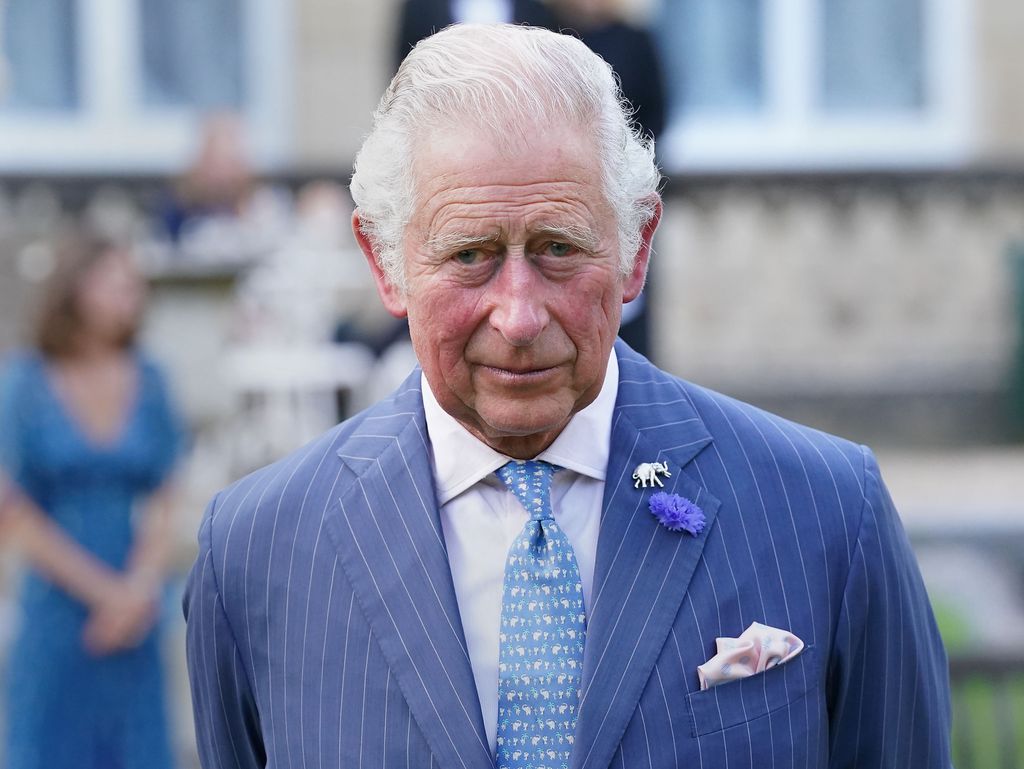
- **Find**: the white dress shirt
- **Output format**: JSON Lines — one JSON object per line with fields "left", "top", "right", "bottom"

{"left": 422, "top": 351, "right": 618, "bottom": 754}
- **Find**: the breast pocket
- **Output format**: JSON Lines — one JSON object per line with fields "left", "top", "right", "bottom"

{"left": 685, "top": 645, "right": 818, "bottom": 737}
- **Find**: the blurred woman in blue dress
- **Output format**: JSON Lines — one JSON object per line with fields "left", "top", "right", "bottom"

{"left": 0, "top": 231, "right": 184, "bottom": 769}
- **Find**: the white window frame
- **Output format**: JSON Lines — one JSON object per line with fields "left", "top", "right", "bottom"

{"left": 659, "top": 0, "right": 974, "bottom": 172}
{"left": 0, "top": 0, "right": 291, "bottom": 173}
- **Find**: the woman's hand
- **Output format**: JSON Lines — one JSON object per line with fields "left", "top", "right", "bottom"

{"left": 82, "top": 573, "right": 160, "bottom": 655}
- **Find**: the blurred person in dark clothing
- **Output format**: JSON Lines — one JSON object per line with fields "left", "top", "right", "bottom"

{"left": 394, "top": 0, "right": 558, "bottom": 69}
{"left": 553, "top": 0, "right": 665, "bottom": 141}
{"left": 553, "top": 0, "right": 666, "bottom": 359}
{"left": 0, "top": 231, "right": 185, "bottom": 769}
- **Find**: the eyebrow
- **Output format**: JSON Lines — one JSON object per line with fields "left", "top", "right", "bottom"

{"left": 531, "top": 224, "right": 602, "bottom": 253}
{"left": 424, "top": 231, "right": 502, "bottom": 256}
{"left": 424, "top": 224, "right": 602, "bottom": 256}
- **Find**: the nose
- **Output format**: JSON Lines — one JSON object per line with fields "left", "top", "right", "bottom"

{"left": 487, "top": 254, "right": 549, "bottom": 347}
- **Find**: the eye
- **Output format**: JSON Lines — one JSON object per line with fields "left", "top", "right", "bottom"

{"left": 455, "top": 249, "right": 482, "bottom": 265}
{"left": 546, "top": 242, "right": 575, "bottom": 257}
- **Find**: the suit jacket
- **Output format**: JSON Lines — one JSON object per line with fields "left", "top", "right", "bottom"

{"left": 394, "top": 0, "right": 558, "bottom": 70}
{"left": 184, "top": 342, "right": 952, "bottom": 768}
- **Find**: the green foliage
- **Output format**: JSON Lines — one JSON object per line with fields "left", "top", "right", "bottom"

{"left": 933, "top": 599, "right": 974, "bottom": 653}
{"left": 934, "top": 598, "right": 1024, "bottom": 767}
{"left": 951, "top": 676, "right": 1024, "bottom": 769}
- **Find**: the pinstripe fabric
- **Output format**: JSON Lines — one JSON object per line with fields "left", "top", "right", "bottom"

{"left": 184, "top": 341, "right": 952, "bottom": 769}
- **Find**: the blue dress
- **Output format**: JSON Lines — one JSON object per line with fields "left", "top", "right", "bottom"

{"left": 0, "top": 350, "right": 183, "bottom": 769}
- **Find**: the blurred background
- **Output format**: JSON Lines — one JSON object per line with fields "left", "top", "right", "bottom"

{"left": 1, "top": 0, "right": 1022, "bottom": 766}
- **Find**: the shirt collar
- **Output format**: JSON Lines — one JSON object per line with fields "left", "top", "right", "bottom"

{"left": 422, "top": 350, "right": 619, "bottom": 505}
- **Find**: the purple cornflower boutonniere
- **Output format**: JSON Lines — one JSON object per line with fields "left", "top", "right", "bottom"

{"left": 649, "top": 492, "right": 705, "bottom": 536}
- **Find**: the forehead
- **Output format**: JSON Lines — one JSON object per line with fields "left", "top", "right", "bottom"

{"left": 408, "top": 124, "right": 611, "bottom": 238}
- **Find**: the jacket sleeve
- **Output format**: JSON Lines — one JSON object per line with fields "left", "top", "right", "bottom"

{"left": 184, "top": 496, "right": 266, "bottom": 769}
{"left": 826, "top": 447, "right": 953, "bottom": 768}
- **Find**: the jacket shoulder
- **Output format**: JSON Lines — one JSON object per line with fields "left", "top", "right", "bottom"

{"left": 684, "top": 380, "right": 865, "bottom": 473}
{"left": 617, "top": 349, "right": 869, "bottom": 501}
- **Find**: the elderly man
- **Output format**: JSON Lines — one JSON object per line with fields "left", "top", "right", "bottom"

{"left": 184, "top": 24, "right": 952, "bottom": 769}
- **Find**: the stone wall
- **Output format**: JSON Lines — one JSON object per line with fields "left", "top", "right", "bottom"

{"left": 652, "top": 178, "right": 1024, "bottom": 395}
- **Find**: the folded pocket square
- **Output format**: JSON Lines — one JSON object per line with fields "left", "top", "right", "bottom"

{"left": 697, "top": 621, "right": 805, "bottom": 691}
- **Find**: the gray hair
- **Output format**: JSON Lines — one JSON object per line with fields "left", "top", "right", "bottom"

{"left": 350, "top": 23, "right": 661, "bottom": 290}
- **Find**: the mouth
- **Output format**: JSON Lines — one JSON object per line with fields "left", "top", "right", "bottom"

{"left": 477, "top": 364, "right": 560, "bottom": 386}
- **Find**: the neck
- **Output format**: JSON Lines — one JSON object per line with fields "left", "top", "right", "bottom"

{"left": 477, "top": 429, "right": 563, "bottom": 460}
{"left": 66, "top": 336, "right": 124, "bottom": 365}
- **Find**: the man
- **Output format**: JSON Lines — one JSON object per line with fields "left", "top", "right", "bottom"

{"left": 185, "top": 24, "right": 953, "bottom": 769}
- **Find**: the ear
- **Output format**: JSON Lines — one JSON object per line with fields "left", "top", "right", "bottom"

{"left": 621, "top": 195, "right": 663, "bottom": 303}
{"left": 352, "top": 210, "right": 408, "bottom": 318}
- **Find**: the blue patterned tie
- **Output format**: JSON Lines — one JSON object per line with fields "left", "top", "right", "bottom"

{"left": 495, "top": 460, "right": 586, "bottom": 769}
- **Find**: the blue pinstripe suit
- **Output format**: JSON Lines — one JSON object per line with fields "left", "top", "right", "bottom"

{"left": 184, "top": 342, "right": 953, "bottom": 768}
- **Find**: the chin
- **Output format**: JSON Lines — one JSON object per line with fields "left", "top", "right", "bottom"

{"left": 478, "top": 406, "right": 570, "bottom": 441}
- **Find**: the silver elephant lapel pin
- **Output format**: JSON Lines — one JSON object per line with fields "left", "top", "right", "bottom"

{"left": 632, "top": 461, "right": 671, "bottom": 488}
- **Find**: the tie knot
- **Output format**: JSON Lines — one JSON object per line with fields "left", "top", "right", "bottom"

{"left": 496, "top": 460, "right": 559, "bottom": 521}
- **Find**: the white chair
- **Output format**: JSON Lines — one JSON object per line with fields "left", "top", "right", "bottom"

{"left": 223, "top": 342, "right": 375, "bottom": 474}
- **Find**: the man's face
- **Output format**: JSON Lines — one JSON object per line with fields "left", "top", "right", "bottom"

{"left": 357, "top": 124, "right": 656, "bottom": 458}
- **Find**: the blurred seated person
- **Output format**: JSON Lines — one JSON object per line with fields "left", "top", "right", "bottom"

{"left": 394, "top": 0, "right": 558, "bottom": 69}
{"left": 0, "top": 230, "right": 185, "bottom": 769}
{"left": 159, "top": 112, "right": 255, "bottom": 244}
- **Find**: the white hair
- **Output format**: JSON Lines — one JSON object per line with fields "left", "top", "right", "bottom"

{"left": 350, "top": 23, "right": 661, "bottom": 289}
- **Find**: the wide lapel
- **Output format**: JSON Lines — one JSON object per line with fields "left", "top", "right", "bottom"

{"left": 572, "top": 346, "right": 722, "bottom": 769}
{"left": 322, "top": 374, "right": 494, "bottom": 769}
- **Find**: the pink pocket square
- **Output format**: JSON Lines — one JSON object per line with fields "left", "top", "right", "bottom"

{"left": 697, "top": 621, "right": 805, "bottom": 691}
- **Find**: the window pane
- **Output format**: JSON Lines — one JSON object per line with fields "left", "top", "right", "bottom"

{"left": 1, "top": 0, "right": 78, "bottom": 110}
{"left": 655, "top": 0, "right": 764, "bottom": 116}
{"left": 140, "top": 0, "right": 245, "bottom": 109}
{"left": 820, "top": 0, "right": 925, "bottom": 111}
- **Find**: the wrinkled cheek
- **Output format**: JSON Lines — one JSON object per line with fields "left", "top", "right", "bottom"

{"left": 426, "top": 335, "right": 475, "bottom": 398}
{"left": 570, "top": 300, "right": 621, "bottom": 353}
{"left": 435, "top": 344, "right": 468, "bottom": 375}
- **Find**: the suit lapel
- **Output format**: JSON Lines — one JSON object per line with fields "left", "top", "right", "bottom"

{"left": 323, "top": 376, "right": 494, "bottom": 769}
{"left": 572, "top": 346, "right": 722, "bottom": 769}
